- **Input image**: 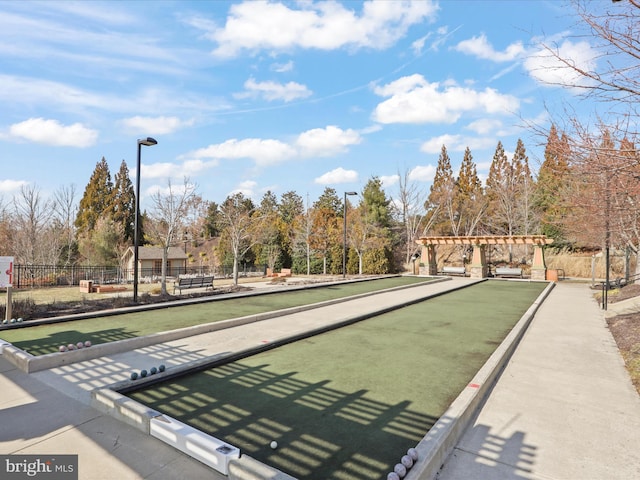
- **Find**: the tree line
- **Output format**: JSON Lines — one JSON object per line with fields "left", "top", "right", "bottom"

{"left": 2, "top": 123, "right": 638, "bottom": 285}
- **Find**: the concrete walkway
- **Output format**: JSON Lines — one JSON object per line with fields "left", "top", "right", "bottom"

{"left": 1, "top": 280, "right": 639, "bottom": 479}
{"left": 436, "top": 282, "right": 640, "bottom": 480}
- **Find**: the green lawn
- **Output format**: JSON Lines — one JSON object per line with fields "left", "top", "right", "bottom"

{"left": 0, "top": 276, "right": 432, "bottom": 355}
{"left": 129, "top": 280, "right": 547, "bottom": 480}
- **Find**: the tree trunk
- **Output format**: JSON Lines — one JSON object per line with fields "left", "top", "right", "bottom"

{"left": 233, "top": 255, "right": 239, "bottom": 285}
{"left": 161, "top": 246, "right": 168, "bottom": 295}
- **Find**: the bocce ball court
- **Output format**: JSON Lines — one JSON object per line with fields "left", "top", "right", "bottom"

{"left": 127, "top": 280, "right": 547, "bottom": 479}
{"left": 1, "top": 276, "right": 431, "bottom": 356}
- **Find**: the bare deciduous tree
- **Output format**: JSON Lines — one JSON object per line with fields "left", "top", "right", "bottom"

{"left": 52, "top": 184, "right": 78, "bottom": 267}
{"left": 146, "top": 177, "right": 198, "bottom": 294}
{"left": 394, "top": 168, "right": 429, "bottom": 266}
{"left": 217, "top": 192, "right": 259, "bottom": 285}
{"left": 13, "top": 185, "right": 56, "bottom": 265}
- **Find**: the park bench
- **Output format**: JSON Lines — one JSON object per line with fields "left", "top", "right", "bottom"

{"left": 440, "top": 266, "right": 466, "bottom": 276}
{"left": 277, "top": 268, "right": 292, "bottom": 277}
{"left": 173, "top": 275, "right": 214, "bottom": 294}
{"left": 494, "top": 267, "right": 523, "bottom": 278}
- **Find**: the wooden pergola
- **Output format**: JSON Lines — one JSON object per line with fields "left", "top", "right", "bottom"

{"left": 415, "top": 235, "right": 554, "bottom": 280}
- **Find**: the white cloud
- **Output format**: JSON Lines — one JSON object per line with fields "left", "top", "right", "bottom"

{"left": 454, "top": 34, "right": 525, "bottom": 62}
{"left": 229, "top": 180, "right": 258, "bottom": 198}
{"left": 202, "top": 1, "right": 437, "bottom": 58}
{"left": 0, "top": 179, "right": 29, "bottom": 193}
{"left": 466, "top": 118, "right": 503, "bottom": 135}
{"left": 121, "top": 116, "right": 194, "bottom": 135}
{"left": 372, "top": 74, "right": 520, "bottom": 124}
{"left": 234, "top": 77, "right": 312, "bottom": 102}
{"left": 296, "top": 125, "right": 362, "bottom": 157}
{"left": 181, "top": 125, "right": 362, "bottom": 172}
{"left": 134, "top": 159, "right": 218, "bottom": 182}
{"left": 188, "top": 138, "right": 297, "bottom": 166}
{"left": 314, "top": 167, "right": 359, "bottom": 185}
{"left": 420, "top": 133, "right": 500, "bottom": 154}
{"left": 145, "top": 179, "right": 198, "bottom": 199}
{"left": 9, "top": 118, "right": 97, "bottom": 147}
{"left": 420, "top": 134, "right": 462, "bottom": 154}
{"left": 411, "top": 33, "right": 430, "bottom": 55}
{"left": 408, "top": 165, "right": 436, "bottom": 182}
{"left": 271, "top": 60, "right": 294, "bottom": 73}
{"left": 525, "top": 39, "right": 597, "bottom": 89}
{"left": 0, "top": 75, "right": 228, "bottom": 118}
{"left": 380, "top": 174, "right": 399, "bottom": 187}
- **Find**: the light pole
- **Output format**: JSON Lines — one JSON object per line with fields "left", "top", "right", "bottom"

{"left": 133, "top": 137, "right": 157, "bottom": 302}
{"left": 343, "top": 191, "right": 358, "bottom": 279}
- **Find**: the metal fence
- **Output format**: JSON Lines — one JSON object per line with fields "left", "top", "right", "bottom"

{"left": 10, "top": 263, "right": 266, "bottom": 288}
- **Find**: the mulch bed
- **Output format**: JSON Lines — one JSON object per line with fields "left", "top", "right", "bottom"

{"left": 11, "top": 285, "right": 250, "bottom": 320}
{"left": 605, "top": 283, "right": 640, "bottom": 395}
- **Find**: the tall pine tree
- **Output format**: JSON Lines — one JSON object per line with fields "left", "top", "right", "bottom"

{"left": 112, "top": 160, "right": 137, "bottom": 243}
{"left": 426, "top": 145, "right": 456, "bottom": 235}
{"left": 534, "top": 125, "right": 571, "bottom": 244}
{"left": 75, "top": 157, "right": 114, "bottom": 236}
{"left": 455, "top": 147, "right": 485, "bottom": 236}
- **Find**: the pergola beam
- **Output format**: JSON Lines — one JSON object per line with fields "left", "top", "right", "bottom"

{"left": 416, "top": 235, "right": 553, "bottom": 246}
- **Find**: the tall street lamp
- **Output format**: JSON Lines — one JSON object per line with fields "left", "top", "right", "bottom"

{"left": 343, "top": 191, "right": 358, "bottom": 279}
{"left": 133, "top": 137, "right": 157, "bottom": 302}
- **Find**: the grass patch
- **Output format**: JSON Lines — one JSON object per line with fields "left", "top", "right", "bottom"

{"left": 0, "top": 276, "right": 432, "bottom": 355}
{"left": 129, "top": 281, "right": 547, "bottom": 480}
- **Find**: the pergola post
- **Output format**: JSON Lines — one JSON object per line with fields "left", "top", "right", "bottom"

{"left": 470, "top": 244, "right": 488, "bottom": 279}
{"left": 530, "top": 244, "right": 547, "bottom": 281}
{"left": 421, "top": 245, "right": 438, "bottom": 276}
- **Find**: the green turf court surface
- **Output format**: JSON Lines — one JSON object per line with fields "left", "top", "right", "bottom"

{"left": 0, "top": 276, "right": 431, "bottom": 355}
{"left": 129, "top": 281, "right": 547, "bottom": 479}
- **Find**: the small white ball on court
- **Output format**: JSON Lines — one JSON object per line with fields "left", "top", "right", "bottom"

{"left": 270, "top": 441, "right": 278, "bottom": 449}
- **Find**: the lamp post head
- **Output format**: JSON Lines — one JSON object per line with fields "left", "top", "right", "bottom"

{"left": 138, "top": 137, "right": 158, "bottom": 147}
{"left": 345, "top": 191, "right": 358, "bottom": 196}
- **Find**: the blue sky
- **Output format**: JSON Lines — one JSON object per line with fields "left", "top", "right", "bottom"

{"left": 0, "top": 0, "right": 603, "bottom": 209}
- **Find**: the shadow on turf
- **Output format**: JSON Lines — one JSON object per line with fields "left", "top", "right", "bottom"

{"left": 131, "top": 361, "right": 437, "bottom": 479}
{"left": 14, "top": 327, "right": 138, "bottom": 356}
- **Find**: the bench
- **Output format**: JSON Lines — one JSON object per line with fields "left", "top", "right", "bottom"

{"left": 440, "top": 266, "right": 466, "bottom": 276}
{"left": 277, "top": 268, "right": 292, "bottom": 277}
{"left": 173, "top": 275, "right": 214, "bottom": 294}
{"left": 495, "top": 267, "right": 523, "bottom": 278}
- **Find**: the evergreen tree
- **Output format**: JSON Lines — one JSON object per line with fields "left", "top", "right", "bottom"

{"left": 511, "top": 138, "right": 536, "bottom": 236}
{"left": 362, "top": 176, "right": 391, "bottom": 229}
{"left": 112, "top": 160, "right": 136, "bottom": 243}
{"left": 314, "top": 187, "right": 342, "bottom": 214}
{"left": 75, "top": 157, "right": 114, "bottom": 235}
{"left": 534, "top": 125, "right": 571, "bottom": 244}
{"left": 203, "top": 201, "right": 220, "bottom": 238}
{"left": 310, "top": 188, "right": 341, "bottom": 274}
{"left": 426, "top": 145, "right": 456, "bottom": 235}
{"left": 455, "top": 147, "right": 485, "bottom": 236}
{"left": 485, "top": 141, "right": 516, "bottom": 236}
{"left": 360, "top": 176, "right": 394, "bottom": 273}
{"left": 278, "top": 191, "right": 304, "bottom": 267}
{"left": 253, "top": 191, "right": 283, "bottom": 271}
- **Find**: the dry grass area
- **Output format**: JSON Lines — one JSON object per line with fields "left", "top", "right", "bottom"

{"left": 545, "top": 249, "right": 629, "bottom": 279}
{"left": 0, "top": 277, "right": 267, "bottom": 320}
{"left": 604, "top": 283, "right": 640, "bottom": 396}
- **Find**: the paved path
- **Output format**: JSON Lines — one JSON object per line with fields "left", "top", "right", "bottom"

{"left": 1, "top": 280, "right": 639, "bottom": 479}
{"left": 436, "top": 282, "right": 640, "bottom": 480}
